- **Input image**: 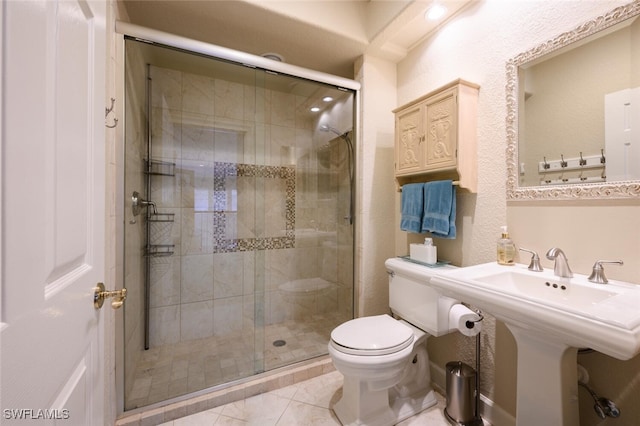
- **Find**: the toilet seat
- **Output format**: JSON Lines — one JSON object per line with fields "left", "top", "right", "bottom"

{"left": 330, "top": 314, "right": 414, "bottom": 356}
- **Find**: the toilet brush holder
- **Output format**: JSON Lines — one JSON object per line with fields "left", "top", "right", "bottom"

{"left": 444, "top": 362, "right": 483, "bottom": 425}
{"left": 444, "top": 316, "right": 483, "bottom": 425}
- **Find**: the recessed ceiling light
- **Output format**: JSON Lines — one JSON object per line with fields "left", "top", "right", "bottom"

{"left": 322, "top": 96, "right": 334, "bottom": 102}
{"left": 262, "top": 52, "right": 285, "bottom": 62}
{"left": 310, "top": 107, "right": 320, "bottom": 112}
{"left": 425, "top": 3, "right": 447, "bottom": 21}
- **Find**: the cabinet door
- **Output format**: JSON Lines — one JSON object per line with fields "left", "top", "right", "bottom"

{"left": 423, "top": 89, "right": 457, "bottom": 171}
{"left": 395, "top": 103, "right": 423, "bottom": 175}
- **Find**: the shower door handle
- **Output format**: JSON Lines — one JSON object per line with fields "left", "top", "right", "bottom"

{"left": 93, "top": 283, "right": 127, "bottom": 309}
{"left": 131, "top": 191, "right": 157, "bottom": 216}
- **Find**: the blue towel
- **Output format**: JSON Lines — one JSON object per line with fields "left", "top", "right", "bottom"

{"left": 400, "top": 183, "right": 424, "bottom": 233}
{"left": 422, "top": 180, "right": 456, "bottom": 239}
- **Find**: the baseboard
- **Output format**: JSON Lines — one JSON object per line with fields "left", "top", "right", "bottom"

{"left": 430, "top": 361, "right": 515, "bottom": 426}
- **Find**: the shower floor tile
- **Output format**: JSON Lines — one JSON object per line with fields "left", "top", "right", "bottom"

{"left": 126, "top": 313, "right": 344, "bottom": 410}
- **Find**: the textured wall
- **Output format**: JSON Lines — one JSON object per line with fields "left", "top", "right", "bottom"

{"left": 355, "top": 55, "right": 398, "bottom": 317}
{"left": 394, "top": 0, "right": 640, "bottom": 423}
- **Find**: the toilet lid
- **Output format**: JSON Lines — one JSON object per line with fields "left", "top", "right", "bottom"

{"left": 330, "top": 314, "right": 414, "bottom": 356}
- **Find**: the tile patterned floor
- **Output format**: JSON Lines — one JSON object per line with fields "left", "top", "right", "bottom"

{"left": 157, "top": 370, "right": 455, "bottom": 426}
{"left": 127, "top": 314, "right": 344, "bottom": 409}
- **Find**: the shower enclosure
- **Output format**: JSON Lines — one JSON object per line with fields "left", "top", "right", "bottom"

{"left": 123, "top": 37, "right": 356, "bottom": 410}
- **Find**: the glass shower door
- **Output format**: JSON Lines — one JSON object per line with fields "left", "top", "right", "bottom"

{"left": 123, "top": 38, "right": 354, "bottom": 410}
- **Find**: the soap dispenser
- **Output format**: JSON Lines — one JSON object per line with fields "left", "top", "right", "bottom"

{"left": 497, "top": 226, "right": 515, "bottom": 266}
{"left": 409, "top": 237, "right": 438, "bottom": 264}
{"left": 423, "top": 238, "right": 437, "bottom": 265}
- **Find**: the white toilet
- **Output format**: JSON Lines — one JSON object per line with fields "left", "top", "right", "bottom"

{"left": 328, "top": 257, "right": 458, "bottom": 426}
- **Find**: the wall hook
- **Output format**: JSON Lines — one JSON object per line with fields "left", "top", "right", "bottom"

{"left": 543, "top": 156, "right": 550, "bottom": 170}
{"left": 105, "top": 97, "right": 118, "bottom": 128}
{"left": 560, "top": 154, "right": 568, "bottom": 168}
{"left": 579, "top": 152, "right": 587, "bottom": 166}
{"left": 600, "top": 148, "right": 606, "bottom": 164}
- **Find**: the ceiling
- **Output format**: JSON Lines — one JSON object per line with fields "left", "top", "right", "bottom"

{"left": 119, "top": 0, "right": 473, "bottom": 79}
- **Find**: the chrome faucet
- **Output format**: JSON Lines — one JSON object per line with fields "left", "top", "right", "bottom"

{"left": 546, "top": 248, "right": 573, "bottom": 278}
{"left": 519, "top": 247, "right": 543, "bottom": 272}
{"left": 588, "top": 260, "right": 624, "bottom": 284}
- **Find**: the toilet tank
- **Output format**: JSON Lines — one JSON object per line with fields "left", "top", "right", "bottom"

{"left": 385, "top": 257, "right": 458, "bottom": 336}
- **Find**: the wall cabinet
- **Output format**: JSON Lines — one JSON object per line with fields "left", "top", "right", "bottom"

{"left": 393, "top": 79, "right": 479, "bottom": 192}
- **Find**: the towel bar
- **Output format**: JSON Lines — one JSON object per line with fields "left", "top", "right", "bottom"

{"left": 398, "top": 180, "right": 460, "bottom": 191}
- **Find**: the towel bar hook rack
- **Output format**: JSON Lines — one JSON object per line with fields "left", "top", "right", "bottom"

{"left": 105, "top": 97, "right": 118, "bottom": 128}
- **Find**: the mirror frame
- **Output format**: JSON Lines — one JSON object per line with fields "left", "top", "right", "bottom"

{"left": 506, "top": 1, "right": 640, "bottom": 200}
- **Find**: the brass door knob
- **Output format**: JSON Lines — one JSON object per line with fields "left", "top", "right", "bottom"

{"left": 94, "top": 283, "right": 127, "bottom": 309}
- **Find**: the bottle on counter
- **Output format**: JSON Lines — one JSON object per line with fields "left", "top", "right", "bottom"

{"left": 497, "top": 226, "right": 515, "bottom": 266}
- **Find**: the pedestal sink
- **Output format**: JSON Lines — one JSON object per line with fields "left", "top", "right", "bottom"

{"left": 431, "top": 263, "right": 640, "bottom": 426}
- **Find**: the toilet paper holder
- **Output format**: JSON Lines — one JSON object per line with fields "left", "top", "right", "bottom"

{"left": 448, "top": 303, "right": 484, "bottom": 337}
{"left": 465, "top": 310, "right": 484, "bottom": 330}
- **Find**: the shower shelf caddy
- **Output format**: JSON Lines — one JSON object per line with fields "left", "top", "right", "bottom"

{"left": 144, "top": 158, "right": 176, "bottom": 257}
{"left": 148, "top": 212, "right": 175, "bottom": 222}
{"left": 145, "top": 158, "right": 176, "bottom": 176}
{"left": 145, "top": 244, "right": 175, "bottom": 257}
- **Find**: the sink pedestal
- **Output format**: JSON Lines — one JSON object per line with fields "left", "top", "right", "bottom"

{"left": 507, "top": 324, "right": 579, "bottom": 426}
{"left": 430, "top": 262, "right": 640, "bottom": 425}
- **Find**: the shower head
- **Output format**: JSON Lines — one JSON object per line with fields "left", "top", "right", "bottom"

{"left": 319, "top": 124, "right": 341, "bottom": 136}
{"left": 319, "top": 124, "right": 352, "bottom": 139}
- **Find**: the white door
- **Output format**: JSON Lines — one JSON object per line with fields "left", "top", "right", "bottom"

{"left": 1, "top": 0, "right": 107, "bottom": 424}
{"left": 605, "top": 87, "right": 640, "bottom": 181}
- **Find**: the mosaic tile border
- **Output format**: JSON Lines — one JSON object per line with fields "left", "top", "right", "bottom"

{"left": 213, "top": 162, "right": 295, "bottom": 253}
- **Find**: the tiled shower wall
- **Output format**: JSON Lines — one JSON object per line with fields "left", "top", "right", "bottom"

{"left": 140, "top": 63, "right": 353, "bottom": 347}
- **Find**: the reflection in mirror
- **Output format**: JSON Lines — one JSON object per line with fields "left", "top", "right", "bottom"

{"left": 506, "top": 2, "right": 640, "bottom": 200}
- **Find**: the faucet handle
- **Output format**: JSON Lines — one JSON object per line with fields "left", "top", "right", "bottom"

{"left": 588, "top": 260, "right": 624, "bottom": 284}
{"left": 519, "top": 248, "right": 543, "bottom": 272}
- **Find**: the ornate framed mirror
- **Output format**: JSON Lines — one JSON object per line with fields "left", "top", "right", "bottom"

{"left": 506, "top": 1, "right": 640, "bottom": 200}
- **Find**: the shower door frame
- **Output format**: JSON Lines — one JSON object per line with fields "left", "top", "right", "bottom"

{"left": 117, "top": 21, "right": 361, "bottom": 414}
{"left": 116, "top": 22, "right": 360, "bottom": 93}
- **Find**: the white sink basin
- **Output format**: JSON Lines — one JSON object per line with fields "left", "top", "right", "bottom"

{"left": 431, "top": 262, "right": 640, "bottom": 426}
{"left": 432, "top": 262, "right": 640, "bottom": 360}
{"left": 476, "top": 270, "right": 618, "bottom": 310}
